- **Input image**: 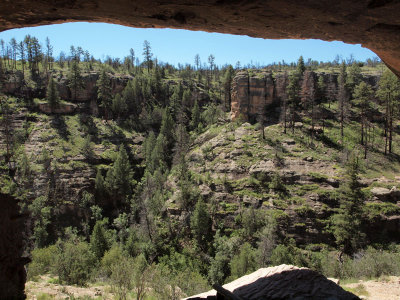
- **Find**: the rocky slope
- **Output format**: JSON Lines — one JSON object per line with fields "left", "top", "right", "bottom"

{"left": 166, "top": 121, "right": 400, "bottom": 246}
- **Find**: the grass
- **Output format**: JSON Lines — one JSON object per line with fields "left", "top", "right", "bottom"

{"left": 343, "top": 284, "right": 369, "bottom": 297}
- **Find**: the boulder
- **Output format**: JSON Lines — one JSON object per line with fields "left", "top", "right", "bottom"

{"left": 185, "top": 265, "right": 358, "bottom": 300}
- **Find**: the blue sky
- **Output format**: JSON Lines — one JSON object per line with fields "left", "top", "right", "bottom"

{"left": 0, "top": 22, "right": 378, "bottom": 67}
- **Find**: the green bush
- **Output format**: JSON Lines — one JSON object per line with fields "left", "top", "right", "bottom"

{"left": 100, "top": 243, "right": 124, "bottom": 278}
{"left": 27, "top": 245, "right": 57, "bottom": 280}
{"left": 54, "top": 238, "right": 96, "bottom": 286}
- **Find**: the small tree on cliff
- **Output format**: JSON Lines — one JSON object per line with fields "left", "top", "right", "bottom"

{"left": 46, "top": 76, "right": 60, "bottom": 112}
{"left": 68, "top": 60, "right": 84, "bottom": 101}
{"left": 337, "top": 61, "right": 349, "bottom": 140}
{"left": 97, "top": 69, "right": 113, "bottom": 119}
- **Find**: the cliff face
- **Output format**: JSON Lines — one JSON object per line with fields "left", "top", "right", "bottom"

{"left": 231, "top": 72, "right": 278, "bottom": 122}
{"left": 230, "top": 71, "right": 380, "bottom": 122}
{"left": 1, "top": 71, "right": 133, "bottom": 103}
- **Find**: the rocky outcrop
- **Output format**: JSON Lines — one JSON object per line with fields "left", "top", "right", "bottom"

{"left": 230, "top": 71, "right": 380, "bottom": 122}
{"left": 185, "top": 265, "right": 358, "bottom": 299}
{"left": 38, "top": 102, "right": 77, "bottom": 114}
{"left": 1, "top": 1, "right": 400, "bottom": 77}
{"left": 0, "top": 193, "right": 29, "bottom": 299}
{"left": 230, "top": 72, "right": 277, "bottom": 122}
{"left": 370, "top": 186, "right": 400, "bottom": 202}
{"left": 1, "top": 71, "right": 133, "bottom": 103}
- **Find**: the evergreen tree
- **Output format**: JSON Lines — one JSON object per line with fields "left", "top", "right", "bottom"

{"left": 287, "top": 71, "right": 301, "bottom": 133}
{"left": 190, "top": 198, "right": 212, "bottom": 247}
{"left": 330, "top": 156, "right": 365, "bottom": 255}
{"left": 68, "top": 60, "right": 84, "bottom": 101}
{"left": 338, "top": 61, "right": 349, "bottom": 139}
{"left": 144, "top": 132, "right": 156, "bottom": 171}
{"left": 142, "top": 40, "right": 153, "bottom": 72}
{"left": 112, "top": 93, "right": 128, "bottom": 121}
{"left": 112, "top": 146, "right": 132, "bottom": 197}
{"left": 222, "top": 65, "right": 235, "bottom": 111}
{"left": 190, "top": 99, "right": 201, "bottom": 131}
{"left": 46, "top": 77, "right": 60, "bottom": 111}
{"left": 90, "top": 220, "right": 109, "bottom": 260}
{"left": 296, "top": 55, "right": 305, "bottom": 75}
{"left": 97, "top": 69, "right": 113, "bottom": 119}
{"left": 353, "top": 81, "right": 373, "bottom": 158}
{"left": 347, "top": 62, "right": 362, "bottom": 97}
{"left": 229, "top": 243, "right": 256, "bottom": 280}
{"left": 377, "top": 69, "right": 400, "bottom": 155}
{"left": 95, "top": 169, "right": 105, "bottom": 200}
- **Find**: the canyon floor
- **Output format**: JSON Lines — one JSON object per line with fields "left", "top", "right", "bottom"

{"left": 25, "top": 274, "right": 400, "bottom": 299}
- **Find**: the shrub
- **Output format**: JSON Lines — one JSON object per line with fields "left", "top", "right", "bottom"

{"left": 27, "top": 245, "right": 57, "bottom": 280}
{"left": 100, "top": 244, "right": 124, "bottom": 278}
{"left": 54, "top": 238, "right": 96, "bottom": 286}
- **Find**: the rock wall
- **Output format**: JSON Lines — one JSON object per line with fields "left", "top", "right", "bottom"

{"left": 1, "top": 71, "right": 133, "bottom": 103}
{"left": 0, "top": 193, "right": 29, "bottom": 299}
{"left": 231, "top": 71, "right": 277, "bottom": 122}
{"left": 230, "top": 71, "right": 380, "bottom": 122}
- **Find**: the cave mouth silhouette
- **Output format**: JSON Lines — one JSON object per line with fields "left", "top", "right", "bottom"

{"left": 0, "top": 0, "right": 400, "bottom": 76}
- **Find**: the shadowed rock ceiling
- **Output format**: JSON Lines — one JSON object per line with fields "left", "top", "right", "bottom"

{"left": 1, "top": 0, "right": 400, "bottom": 74}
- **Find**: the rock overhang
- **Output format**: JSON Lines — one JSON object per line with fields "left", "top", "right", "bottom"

{"left": 1, "top": 0, "right": 400, "bottom": 76}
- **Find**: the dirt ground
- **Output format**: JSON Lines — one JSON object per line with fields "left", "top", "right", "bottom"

{"left": 25, "top": 275, "right": 114, "bottom": 299}
{"left": 26, "top": 275, "right": 400, "bottom": 299}
{"left": 342, "top": 276, "right": 400, "bottom": 300}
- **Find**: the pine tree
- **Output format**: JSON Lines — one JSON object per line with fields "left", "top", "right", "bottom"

{"left": 112, "top": 93, "right": 127, "bottom": 121}
{"left": 190, "top": 99, "right": 200, "bottom": 131}
{"left": 90, "top": 220, "right": 109, "bottom": 260}
{"left": 353, "top": 81, "right": 373, "bottom": 158}
{"left": 346, "top": 62, "right": 362, "bottom": 97}
{"left": 377, "top": 69, "right": 400, "bottom": 155}
{"left": 46, "top": 76, "right": 60, "bottom": 111}
{"left": 191, "top": 198, "right": 212, "bottom": 247}
{"left": 287, "top": 71, "right": 301, "bottom": 133}
{"left": 222, "top": 65, "right": 235, "bottom": 111}
{"left": 142, "top": 40, "right": 153, "bottom": 72}
{"left": 68, "top": 60, "right": 84, "bottom": 101}
{"left": 97, "top": 69, "right": 112, "bottom": 119}
{"left": 338, "top": 61, "right": 349, "bottom": 139}
{"left": 95, "top": 169, "right": 105, "bottom": 200}
{"left": 296, "top": 55, "right": 305, "bottom": 75}
{"left": 330, "top": 156, "right": 365, "bottom": 255}
{"left": 113, "top": 146, "right": 132, "bottom": 197}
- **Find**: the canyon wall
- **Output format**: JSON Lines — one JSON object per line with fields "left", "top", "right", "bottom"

{"left": 1, "top": 71, "right": 132, "bottom": 103}
{"left": 231, "top": 71, "right": 380, "bottom": 122}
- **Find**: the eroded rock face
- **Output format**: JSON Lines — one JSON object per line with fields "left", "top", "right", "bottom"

{"left": 0, "top": 193, "right": 29, "bottom": 299}
{"left": 1, "top": 71, "right": 132, "bottom": 103}
{"left": 231, "top": 71, "right": 380, "bottom": 121}
{"left": 230, "top": 71, "right": 278, "bottom": 122}
{"left": 1, "top": 1, "right": 400, "bottom": 77}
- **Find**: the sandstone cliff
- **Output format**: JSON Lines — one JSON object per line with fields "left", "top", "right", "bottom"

{"left": 230, "top": 70, "right": 380, "bottom": 122}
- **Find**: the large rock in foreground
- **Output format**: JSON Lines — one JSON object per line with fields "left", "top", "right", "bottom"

{"left": 185, "top": 265, "right": 359, "bottom": 300}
